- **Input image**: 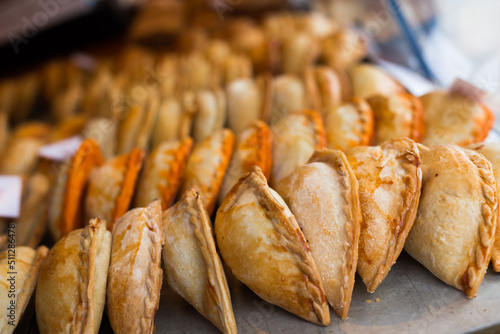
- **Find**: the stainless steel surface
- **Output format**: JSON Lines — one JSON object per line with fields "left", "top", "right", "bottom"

{"left": 155, "top": 252, "right": 500, "bottom": 334}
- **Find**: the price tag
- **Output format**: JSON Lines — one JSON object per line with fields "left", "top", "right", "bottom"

{"left": 0, "top": 176, "right": 22, "bottom": 218}
{"left": 39, "top": 135, "right": 83, "bottom": 162}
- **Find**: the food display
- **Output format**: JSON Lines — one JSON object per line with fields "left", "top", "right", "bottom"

{"left": 0, "top": 5, "right": 498, "bottom": 334}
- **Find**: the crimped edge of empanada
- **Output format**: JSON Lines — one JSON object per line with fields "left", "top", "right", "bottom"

{"left": 308, "top": 149, "right": 361, "bottom": 319}
{"left": 351, "top": 97, "right": 374, "bottom": 146}
{"left": 297, "top": 109, "right": 327, "bottom": 149}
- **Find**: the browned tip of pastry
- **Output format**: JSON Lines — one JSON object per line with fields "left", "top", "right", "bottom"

{"left": 111, "top": 148, "right": 145, "bottom": 228}
{"left": 294, "top": 109, "right": 327, "bottom": 149}
{"left": 60, "top": 139, "right": 104, "bottom": 237}
{"left": 241, "top": 120, "right": 273, "bottom": 179}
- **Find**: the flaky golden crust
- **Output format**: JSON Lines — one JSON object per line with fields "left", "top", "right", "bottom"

{"left": 421, "top": 91, "right": 495, "bottom": 146}
{"left": 135, "top": 138, "right": 193, "bottom": 210}
{"left": 162, "top": 189, "right": 237, "bottom": 333}
{"left": 216, "top": 167, "right": 330, "bottom": 326}
{"left": 218, "top": 120, "right": 272, "bottom": 203}
{"left": 346, "top": 138, "right": 422, "bottom": 292}
{"left": 180, "top": 129, "right": 234, "bottom": 215}
{"left": 107, "top": 201, "right": 164, "bottom": 334}
{"left": 325, "top": 97, "right": 374, "bottom": 151}
{"left": 36, "top": 218, "right": 111, "bottom": 334}
{"left": 368, "top": 93, "right": 425, "bottom": 144}
{"left": 404, "top": 145, "right": 498, "bottom": 298}
{"left": 0, "top": 246, "right": 48, "bottom": 334}
{"left": 270, "top": 109, "right": 326, "bottom": 188}
{"left": 468, "top": 143, "right": 500, "bottom": 272}
{"left": 277, "top": 149, "right": 361, "bottom": 319}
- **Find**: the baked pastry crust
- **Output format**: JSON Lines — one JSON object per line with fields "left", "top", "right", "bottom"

{"left": 48, "top": 139, "right": 104, "bottom": 241}
{"left": 218, "top": 120, "right": 272, "bottom": 203}
{"left": 0, "top": 246, "right": 48, "bottom": 334}
{"left": 107, "top": 201, "right": 164, "bottom": 334}
{"left": 325, "top": 97, "right": 374, "bottom": 151}
{"left": 348, "top": 64, "right": 406, "bottom": 99}
{"left": 192, "top": 89, "right": 226, "bottom": 142}
{"left": 404, "top": 145, "right": 498, "bottom": 298}
{"left": 85, "top": 148, "right": 144, "bottom": 230}
{"left": 368, "top": 92, "right": 425, "bottom": 144}
{"left": 215, "top": 166, "right": 330, "bottom": 326}
{"left": 277, "top": 149, "right": 361, "bottom": 319}
{"left": 467, "top": 143, "right": 500, "bottom": 272}
{"left": 346, "top": 138, "right": 422, "bottom": 292}
{"left": 180, "top": 129, "right": 234, "bottom": 215}
{"left": 304, "top": 66, "right": 342, "bottom": 118}
{"left": 420, "top": 91, "right": 494, "bottom": 146}
{"left": 135, "top": 138, "right": 193, "bottom": 210}
{"left": 270, "top": 109, "right": 326, "bottom": 188}
{"left": 162, "top": 188, "right": 237, "bottom": 333}
{"left": 36, "top": 218, "right": 111, "bottom": 334}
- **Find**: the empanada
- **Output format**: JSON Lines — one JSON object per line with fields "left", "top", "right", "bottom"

{"left": 277, "top": 149, "right": 361, "bottom": 319}
{"left": 107, "top": 201, "right": 164, "bottom": 334}
{"left": 151, "top": 97, "right": 183, "bottom": 147}
{"left": 348, "top": 64, "right": 405, "bottom": 99}
{"left": 320, "top": 28, "right": 367, "bottom": 70}
{"left": 218, "top": 120, "right": 272, "bottom": 203}
{"left": 404, "top": 145, "right": 498, "bottom": 298}
{"left": 270, "top": 75, "right": 307, "bottom": 124}
{"left": 48, "top": 139, "right": 104, "bottom": 241}
{"left": 215, "top": 167, "right": 330, "bottom": 326}
{"left": 0, "top": 246, "right": 47, "bottom": 334}
{"left": 345, "top": 138, "right": 422, "bottom": 292}
{"left": 192, "top": 89, "right": 226, "bottom": 142}
{"left": 83, "top": 117, "right": 118, "bottom": 160}
{"left": 162, "top": 189, "right": 237, "bottom": 333}
{"left": 325, "top": 97, "right": 374, "bottom": 151}
{"left": 281, "top": 32, "right": 319, "bottom": 75}
{"left": 180, "top": 129, "right": 234, "bottom": 215}
{"left": 135, "top": 138, "right": 193, "bottom": 209}
{"left": 469, "top": 143, "right": 500, "bottom": 272}
{"left": 368, "top": 92, "right": 424, "bottom": 144}
{"left": 304, "top": 66, "right": 342, "bottom": 118}
{"left": 36, "top": 218, "right": 111, "bottom": 334}
{"left": 420, "top": 90, "right": 494, "bottom": 146}
{"left": 270, "top": 109, "right": 326, "bottom": 188}
{"left": 85, "top": 148, "right": 144, "bottom": 230}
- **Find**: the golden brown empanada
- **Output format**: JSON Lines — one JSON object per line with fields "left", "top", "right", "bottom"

{"left": 368, "top": 92, "right": 425, "bottom": 144}
{"left": 281, "top": 32, "right": 319, "bottom": 75}
{"left": 320, "top": 28, "right": 367, "bottom": 70}
{"left": 83, "top": 117, "right": 118, "bottom": 160}
{"left": 180, "top": 129, "right": 234, "bottom": 215}
{"left": 135, "top": 138, "right": 193, "bottom": 209}
{"left": 192, "top": 89, "right": 226, "bottom": 142}
{"left": 345, "top": 138, "right": 422, "bottom": 292}
{"left": 348, "top": 64, "right": 406, "bottom": 99}
{"left": 304, "top": 66, "right": 342, "bottom": 117}
{"left": 215, "top": 166, "right": 330, "bottom": 325}
{"left": 420, "top": 90, "right": 494, "bottom": 146}
{"left": 162, "top": 189, "right": 237, "bottom": 333}
{"left": 0, "top": 246, "right": 47, "bottom": 334}
{"left": 325, "top": 97, "right": 374, "bottom": 151}
{"left": 218, "top": 120, "right": 272, "bottom": 203}
{"left": 469, "top": 143, "right": 500, "bottom": 272}
{"left": 404, "top": 145, "right": 498, "bottom": 298}
{"left": 151, "top": 97, "right": 183, "bottom": 147}
{"left": 85, "top": 148, "right": 144, "bottom": 230}
{"left": 270, "top": 109, "right": 326, "bottom": 188}
{"left": 48, "top": 139, "right": 104, "bottom": 241}
{"left": 107, "top": 201, "right": 163, "bottom": 334}
{"left": 36, "top": 218, "right": 111, "bottom": 334}
{"left": 277, "top": 149, "right": 361, "bottom": 319}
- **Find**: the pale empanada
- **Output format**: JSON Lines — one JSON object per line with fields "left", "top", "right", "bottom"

{"left": 107, "top": 201, "right": 164, "bottom": 334}
{"left": 162, "top": 189, "right": 237, "bottom": 333}
{"left": 325, "top": 97, "right": 374, "bottom": 151}
{"left": 368, "top": 92, "right": 424, "bottom": 144}
{"left": 180, "top": 129, "right": 234, "bottom": 215}
{"left": 36, "top": 218, "right": 111, "bottom": 334}
{"left": 281, "top": 32, "right": 319, "bottom": 75}
{"left": 85, "top": 148, "right": 144, "bottom": 230}
{"left": 348, "top": 64, "right": 406, "bottom": 99}
{"left": 345, "top": 138, "right": 422, "bottom": 292}
{"left": 420, "top": 90, "right": 494, "bottom": 146}
{"left": 135, "top": 138, "right": 193, "bottom": 209}
{"left": 215, "top": 166, "right": 330, "bottom": 326}
{"left": 0, "top": 246, "right": 47, "bottom": 334}
{"left": 192, "top": 89, "right": 226, "bottom": 142}
{"left": 270, "top": 109, "right": 326, "bottom": 188}
{"left": 218, "top": 120, "right": 272, "bottom": 203}
{"left": 48, "top": 139, "right": 104, "bottom": 241}
{"left": 270, "top": 75, "right": 307, "bottom": 124}
{"left": 277, "top": 149, "right": 361, "bottom": 319}
{"left": 151, "top": 97, "right": 183, "bottom": 147}
{"left": 304, "top": 66, "right": 342, "bottom": 118}
{"left": 83, "top": 117, "right": 118, "bottom": 160}
{"left": 469, "top": 143, "right": 500, "bottom": 272}
{"left": 404, "top": 145, "right": 498, "bottom": 298}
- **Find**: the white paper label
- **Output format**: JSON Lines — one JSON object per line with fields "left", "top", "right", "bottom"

{"left": 39, "top": 135, "right": 83, "bottom": 162}
{"left": 0, "top": 176, "right": 22, "bottom": 218}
